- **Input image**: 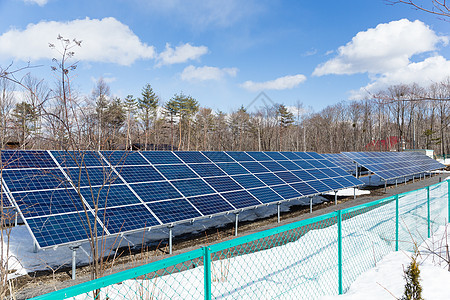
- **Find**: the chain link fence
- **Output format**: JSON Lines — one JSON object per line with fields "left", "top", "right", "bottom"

{"left": 32, "top": 180, "right": 450, "bottom": 300}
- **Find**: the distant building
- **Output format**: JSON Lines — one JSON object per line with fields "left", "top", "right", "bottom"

{"left": 365, "top": 136, "right": 399, "bottom": 151}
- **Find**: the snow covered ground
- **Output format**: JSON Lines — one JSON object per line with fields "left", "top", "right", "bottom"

{"left": 322, "top": 225, "right": 450, "bottom": 300}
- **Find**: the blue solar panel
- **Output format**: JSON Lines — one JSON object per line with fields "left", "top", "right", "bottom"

{"left": 116, "top": 166, "right": 164, "bottom": 183}
{"left": 290, "top": 182, "right": 317, "bottom": 196}
{"left": 188, "top": 194, "right": 235, "bottom": 215}
{"left": 240, "top": 162, "right": 269, "bottom": 173}
{"left": 307, "top": 169, "right": 328, "bottom": 180}
{"left": 141, "top": 151, "right": 182, "bottom": 165}
{"left": 99, "top": 205, "right": 160, "bottom": 234}
{"left": 155, "top": 164, "right": 198, "bottom": 180}
{"left": 277, "top": 160, "right": 301, "bottom": 170}
{"left": 306, "top": 180, "right": 331, "bottom": 193}
{"left": 80, "top": 185, "right": 141, "bottom": 208}
{"left": 279, "top": 152, "right": 299, "bottom": 160}
{"left": 291, "top": 170, "right": 316, "bottom": 181}
{"left": 294, "top": 152, "right": 314, "bottom": 159}
{"left": 293, "top": 160, "right": 314, "bottom": 169}
{"left": 51, "top": 151, "right": 105, "bottom": 167}
{"left": 1, "top": 150, "right": 364, "bottom": 249}
{"left": 1, "top": 150, "right": 57, "bottom": 169}
{"left": 175, "top": 151, "right": 210, "bottom": 163}
{"left": 254, "top": 173, "right": 284, "bottom": 186}
{"left": 147, "top": 199, "right": 202, "bottom": 223}
{"left": 271, "top": 185, "right": 302, "bottom": 200}
{"left": 274, "top": 171, "right": 302, "bottom": 184}
{"left": 0, "top": 192, "right": 12, "bottom": 207}
{"left": 188, "top": 164, "right": 226, "bottom": 177}
{"left": 231, "top": 174, "right": 266, "bottom": 189}
{"left": 65, "top": 167, "right": 121, "bottom": 187}
{"left": 101, "top": 151, "right": 149, "bottom": 166}
{"left": 342, "top": 151, "right": 445, "bottom": 180}
{"left": 264, "top": 152, "right": 287, "bottom": 160}
{"left": 201, "top": 151, "right": 234, "bottom": 162}
{"left": 3, "top": 169, "right": 68, "bottom": 192}
{"left": 246, "top": 152, "right": 272, "bottom": 161}
{"left": 14, "top": 188, "right": 84, "bottom": 217}
{"left": 216, "top": 163, "right": 249, "bottom": 175}
{"left": 172, "top": 179, "right": 215, "bottom": 197}
{"left": 203, "top": 176, "right": 242, "bottom": 193}
{"left": 27, "top": 211, "right": 103, "bottom": 248}
{"left": 248, "top": 187, "right": 283, "bottom": 204}
{"left": 131, "top": 182, "right": 182, "bottom": 202}
{"left": 260, "top": 161, "right": 286, "bottom": 172}
{"left": 221, "top": 190, "right": 261, "bottom": 208}
{"left": 321, "top": 178, "right": 344, "bottom": 190}
{"left": 226, "top": 152, "right": 254, "bottom": 162}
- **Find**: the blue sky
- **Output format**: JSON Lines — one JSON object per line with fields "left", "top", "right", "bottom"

{"left": 0, "top": 0, "right": 449, "bottom": 113}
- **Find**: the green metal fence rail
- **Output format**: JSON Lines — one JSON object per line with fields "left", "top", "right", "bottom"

{"left": 31, "top": 180, "right": 450, "bottom": 300}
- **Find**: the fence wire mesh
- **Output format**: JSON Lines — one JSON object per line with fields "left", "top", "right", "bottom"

{"left": 32, "top": 179, "right": 450, "bottom": 300}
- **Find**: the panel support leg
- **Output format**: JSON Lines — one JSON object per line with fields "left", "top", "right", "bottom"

{"left": 404, "top": 176, "right": 407, "bottom": 185}
{"left": 353, "top": 187, "right": 356, "bottom": 200}
{"left": 234, "top": 213, "right": 239, "bottom": 236}
{"left": 368, "top": 174, "right": 371, "bottom": 185}
{"left": 69, "top": 245, "right": 79, "bottom": 280}
{"left": 309, "top": 197, "right": 313, "bottom": 213}
{"left": 168, "top": 225, "right": 173, "bottom": 254}
{"left": 335, "top": 191, "right": 338, "bottom": 206}
{"left": 277, "top": 203, "right": 281, "bottom": 223}
{"left": 14, "top": 212, "right": 18, "bottom": 227}
{"left": 33, "top": 241, "right": 38, "bottom": 253}
{"left": 384, "top": 180, "right": 387, "bottom": 193}
{"left": 395, "top": 179, "right": 398, "bottom": 188}
{"left": 413, "top": 175, "right": 415, "bottom": 183}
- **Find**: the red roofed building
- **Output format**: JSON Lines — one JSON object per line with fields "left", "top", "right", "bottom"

{"left": 365, "top": 136, "right": 399, "bottom": 151}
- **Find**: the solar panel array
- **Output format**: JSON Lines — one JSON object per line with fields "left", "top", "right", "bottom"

{"left": 0, "top": 150, "right": 363, "bottom": 249}
{"left": 321, "top": 153, "right": 356, "bottom": 173}
{"left": 342, "top": 151, "right": 445, "bottom": 180}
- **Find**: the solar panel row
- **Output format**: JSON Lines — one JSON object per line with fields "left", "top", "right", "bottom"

{"left": 0, "top": 150, "right": 363, "bottom": 248}
{"left": 342, "top": 151, "right": 445, "bottom": 180}
{"left": 321, "top": 153, "right": 356, "bottom": 173}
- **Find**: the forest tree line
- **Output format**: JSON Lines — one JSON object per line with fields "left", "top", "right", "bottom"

{"left": 1, "top": 75, "right": 449, "bottom": 156}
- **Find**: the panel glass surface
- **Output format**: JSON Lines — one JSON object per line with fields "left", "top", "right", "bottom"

{"left": 231, "top": 174, "right": 266, "bottom": 189}
{"left": 248, "top": 187, "right": 283, "bottom": 204}
{"left": 52, "top": 151, "right": 105, "bottom": 167}
{"left": 115, "top": 165, "right": 164, "bottom": 183}
{"left": 3, "top": 169, "right": 68, "bottom": 192}
{"left": 1, "top": 150, "right": 57, "bottom": 169}
{"left": 171, "top": 179, "right": 215, "bottom": 197}
{"left": 188, "top": 164, "right": 226, "bottom": 177}
{"left": 188, "top": 194, "right": 235, "bottom": 215}
{"left": 225, "top": 152, "right": 254, "bottom": 162}
{"left": 27, "top": 211, "right": 103, "bottom": 248}
{"left": 201, "top": 151, "right": 234, "bottom": 163}
{"left": 215, "top": 163, "right": 249, "bottom": 175}
{"left": 65, "top": 167, "right": 121, "bottom": 187}
{"left": 155, "top": 164, "right": 198, "bottom": 180}
{"left": 146, "top": 199, "right": 202, "bottom": 223}
{"left": 131, "top": 182, "right": 183, "bottom": 202}
{"left": 98, "top": 205, "right": 160, "bottom": 234}
{"left": 101, "top": 151, "right": 149, "bottom": 166}
{"left": 220, "top": 190, "right": 261, "bottom": 208}
{"left": 203, "top": 176, "right": 242, "bottom": 193}
{"left": 342, "top": 151, "right": 445, "bottom": 180}
{"left": 140, "top": 151, "right": 182, "bottom": 165}
{"left": 80, "top": 185, "right": 141, "bottom": 208}
{"left": 174, "top": 151, "right": 210, "bottom": 163}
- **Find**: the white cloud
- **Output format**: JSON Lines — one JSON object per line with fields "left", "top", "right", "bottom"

{"left": 181, "top": 65, "right": 237, "bottom": 81}
{"left": 241, "top": 75, "right": 307, "bottom": 92}
{"left": 0, "top": 17, "right": 156, "bottom": 66}
{"left": 157, "top": 43, "right": 208, "bottom": 66}
{"left": 313, "top": 19, "right": 448, "bottom": 76}
{"left": 350, "top": 56, "right": 450, "bottom": 99}
{"left": 23, "top": 0, "right": 48, "bottom": 6}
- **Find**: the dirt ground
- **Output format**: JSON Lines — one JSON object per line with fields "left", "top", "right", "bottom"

{"left": 14, "top": 173, "right": 449, "bottom": 299}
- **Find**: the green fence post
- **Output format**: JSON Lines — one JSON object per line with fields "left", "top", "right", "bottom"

{"left": 203, "top": 246, "right": 212, "bottom": 300}
{"left": 337, "top": 210, "right": 343, "bottom": 295}
{"left": 427, "top": 186, "right": 431, "bottom": 238}
{"left": 395, "top": 195, "right": 399, "bottom": 251}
